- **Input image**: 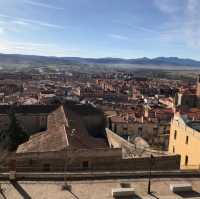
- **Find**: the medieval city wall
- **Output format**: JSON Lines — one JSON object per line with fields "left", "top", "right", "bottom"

{"left": 6, "top": 149, "right": 181, "bottom": 172}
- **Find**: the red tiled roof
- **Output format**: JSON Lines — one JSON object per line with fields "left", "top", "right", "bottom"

{"left": 110, "top": 116, "right": 127, "bottom": 123}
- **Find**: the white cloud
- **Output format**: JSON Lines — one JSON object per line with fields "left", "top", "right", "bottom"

{"left": 0, "top": 14, "right": 65, "bottom": 30}
{"left": 154, "top": 0, "right": 182, "bottom": 14}
{"left": 185, "top": 0, "right": 200, "bottom": 47}
{"left": 12, "top": 20, "right": 29, "bottom": 26}
{"left": 0, "top": 27, "right": 4, "bottom": 34}
{"left": 109, "top": 34, "right": 129, "bottom": 41}
{"left": 0, "top": 40, "right": 80, "bottom": 57}
{"left": 113, "top": 19, "right": 159, "bottom": 34}
{"left": 26, "top": 18, "right": 65, "bottom": 29}
{"left": 154, "top": 0, "right": 200, "bottom": 48}
{"left": 24, "top": 0, "right": 64, "bottom": 10}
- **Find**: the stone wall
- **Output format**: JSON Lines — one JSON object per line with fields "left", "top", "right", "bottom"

{"left": 0, "top": 113, "right": 48, "bottom": 134}
{"left": 9, "top": 148, "right": 180, "bottom": 172}
{"left": 110, "top": 120, "right": 170, "bottom": 149}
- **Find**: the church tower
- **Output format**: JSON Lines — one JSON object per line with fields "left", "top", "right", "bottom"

{"left": 197, "top": 75, "right": 200, "bottom": 97}
{"left": 196, "top": 75, "right": 200, "bottom": 107}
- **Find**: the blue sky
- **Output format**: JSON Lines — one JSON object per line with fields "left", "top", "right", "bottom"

{"left": 0, "top": 0, "right": 200, "bottom": 59}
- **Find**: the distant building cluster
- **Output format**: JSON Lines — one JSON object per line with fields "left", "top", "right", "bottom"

{"left": 1, "top": 68, "right": 200, "bottom": 172}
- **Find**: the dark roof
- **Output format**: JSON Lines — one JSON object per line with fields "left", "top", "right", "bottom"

{"left": 64, "top": 101, "right": 103, "bottom": 116}
{"left": 187, "top": 121, "right": 200, "bottom": 132}
{"left": 64, "top": 104, "right": 109, "bottom": 149}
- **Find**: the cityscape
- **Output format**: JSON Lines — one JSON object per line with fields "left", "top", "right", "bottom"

{"left": 1, "top": 0, "right": 200, "bottom": 199}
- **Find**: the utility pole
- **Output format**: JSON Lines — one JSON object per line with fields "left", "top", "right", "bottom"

{"left": 62, "top": 150, "right": 71, "bottom": 191}
{"left": 148, "top": 154, "right": 154, "bottom": 194}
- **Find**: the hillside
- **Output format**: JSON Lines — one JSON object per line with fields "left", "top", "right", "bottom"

{"left": 0, "top": 53, "right": 200, "bottom": 68}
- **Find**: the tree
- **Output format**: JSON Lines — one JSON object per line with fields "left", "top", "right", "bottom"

{"left": 7, "top": 111, "right": 28, "bottom": 151}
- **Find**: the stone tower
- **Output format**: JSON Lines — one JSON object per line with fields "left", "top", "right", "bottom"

{"left": 197, "top": 75, "right": 200, "bottom": 97}
{"left": 196, "top": 75, "right": 200, "bottom": 107}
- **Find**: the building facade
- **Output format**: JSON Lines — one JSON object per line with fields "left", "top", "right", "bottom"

{"left": 169, "top": 114, "right": 200, "bottom": 169}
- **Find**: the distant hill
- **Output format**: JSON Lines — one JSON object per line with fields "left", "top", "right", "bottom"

{"left": 63, "top": 56, "right": 200, "bottom": 67}
{"left": 0, "top": 53, "right": 200, "bottom": 68}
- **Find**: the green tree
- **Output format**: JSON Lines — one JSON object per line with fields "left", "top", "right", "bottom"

{"left": 7, "top": 111, "right": 28, "bottom": 151}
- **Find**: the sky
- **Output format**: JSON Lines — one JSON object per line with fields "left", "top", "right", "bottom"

{"left": 0, "top": 0, "right": 200, "bottom": 59}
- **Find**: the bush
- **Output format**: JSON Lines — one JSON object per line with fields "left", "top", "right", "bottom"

{"left": 7, "top": 110, "right": 29, "bottom": 151}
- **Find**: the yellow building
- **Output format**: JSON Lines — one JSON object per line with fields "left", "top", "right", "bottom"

{"left": 169, "top": 114, "right": 200, "bottom": 170}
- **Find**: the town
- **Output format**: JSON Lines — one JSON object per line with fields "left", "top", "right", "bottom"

{"left": 0, "top": 66, "right": 200, "bottom": 198}
{"left": 1, "top": 0, "right": 200, "bottom": 198}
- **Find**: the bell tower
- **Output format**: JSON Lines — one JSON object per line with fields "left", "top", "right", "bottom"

{"left": 196, "top": 75, "right": 200, "bottom": 107}
{"left": 197, "top": 75, "right": 200, "bottom": 97}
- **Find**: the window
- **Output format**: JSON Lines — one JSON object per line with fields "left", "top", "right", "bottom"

{"left": 138, "top": 127, "right": 142, "bottom": 135}
{"left": 153, "top": 127, "right": 158, "bottom": 135}
{"left": 29, "top": 159, "right": 33, "bottom": 165}
{"left": 120, "top": 183, "right": 131, "bottom": 188}
{"left": 185, "top": 136, "right": 189, "bottom": 144}
{"left": 173, "top": 146, "right": 175, "bottom": 153}
{"left": 114, "top": 124, "right": 117, "bottom": 133}
{"left": 43, "top": 164, "right": 50, "bottom": 171}
{"left": 185, "top": 155, "right": 189, "bottom": 166}
{"left": 82, "top": 161, "right": 89, "bottom": 169}
{"left": 174, "top": 130, "right": 177, "bottom": 140}
{"left": 123, "top": 126, "right": 128, "bottom": 131}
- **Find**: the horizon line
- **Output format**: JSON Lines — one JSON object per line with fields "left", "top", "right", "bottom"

{"left": 0, "top": 52, "right": 198, "bottom": 62}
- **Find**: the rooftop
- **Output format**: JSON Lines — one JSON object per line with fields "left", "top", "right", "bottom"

{"left": 1, "top": 178, "right": 200, "bottom": 199}
{"left": 111, "top": 116, "right": 127, "bottom": 123}
{"left": 187, "top": 121, "right": 200, "bottom": 132}
{"left": 64, "top": 104, "right": 109, "bottom": 149}
{"left": 0, "top": 105, "right": 58, "bottom": 114}
{"left": 17, "top": 103, "right": 109, "bottom": 153}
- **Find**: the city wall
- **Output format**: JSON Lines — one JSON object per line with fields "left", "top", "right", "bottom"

{"left": 3, "top": 149, "right": 180, "bottom": 172}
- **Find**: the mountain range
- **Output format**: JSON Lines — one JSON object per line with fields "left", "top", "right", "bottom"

{"left": 0, "top": 53, "right": 200, "bottom": 68}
